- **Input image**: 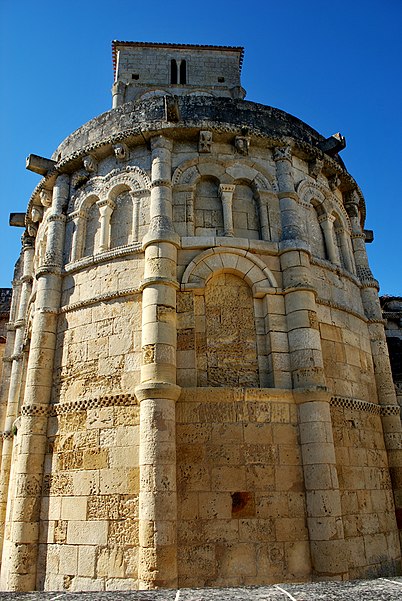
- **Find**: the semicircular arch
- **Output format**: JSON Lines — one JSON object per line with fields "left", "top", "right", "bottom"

{"left": 181, "top": 247, "right": 278, "bottom": 291}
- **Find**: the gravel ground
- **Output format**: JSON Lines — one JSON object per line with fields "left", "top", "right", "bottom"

{"left": 0, "top": 578, "right": 401, "bottom": 600}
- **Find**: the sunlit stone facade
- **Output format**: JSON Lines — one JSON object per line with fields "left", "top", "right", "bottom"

{"left": 0, "top": 42, "right": 401, "bottom": 591}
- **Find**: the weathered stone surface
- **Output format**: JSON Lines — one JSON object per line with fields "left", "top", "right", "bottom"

{"left": 0, "top": 41, "right": 401, "bottom": 592}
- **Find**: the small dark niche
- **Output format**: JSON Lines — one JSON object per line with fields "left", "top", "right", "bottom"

{"left": 231, "top": 491, "right": 255, "bottom": 518}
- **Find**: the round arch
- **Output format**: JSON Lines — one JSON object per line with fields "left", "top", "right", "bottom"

{"left": 181, "top": 247, "right": 278, "bottom": 293}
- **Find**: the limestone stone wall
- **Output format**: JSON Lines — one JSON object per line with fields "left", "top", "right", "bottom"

{"left": 38, "top": 399, "right": 140, "bottom": 591}
{"left": 331, "top": 402, "right": 400, "bottom": 577}
{"left": 176, "top": 388, "right": 310, "bottom": 587}
{"left": 1, "top": 59, "right": 401, "bottom": 590}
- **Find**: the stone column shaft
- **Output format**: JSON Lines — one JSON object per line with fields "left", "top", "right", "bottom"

{"left": 274, "top": 146, "right": 347, "bottom": 577}
{"left": 346, "top": 190, "right": 402, "bottom": 543}
{"left": 2, "top": 174, "right": 69, "bottom": 591}
{"left": 136, "top": 136, "right": 180, "bottom": 589}
{"left": 319, "top": 214, "right": 338, "bottom": 264}
{"left": 336, "top": 227, "right": 354, "bottom": 273}
{"left": 69, "top": 210, "right": 85, "bottom": 262}
{"left": 219, "top": 184, "right": 235, "bottom": 237}
{"left": 97, "top": 199, "right": 115, "bottom": 252}
{"left": 297, "top": 395, "right": 348, "bottom": 578}
{"left": 0, "top": 236, "right": 34, "bottom": 565}
{"left": 257, "top": 191, "right": 272, "bottom": 241}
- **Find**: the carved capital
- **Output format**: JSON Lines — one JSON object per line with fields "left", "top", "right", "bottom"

{"left": 328, "top": 174, "right": 341, "bottom": 191}
{"left": 96, "top": 198, "right": 115, "bottom": 212}
{"left": 199, "top": 130, "right": 212, "bottom": 153}
{"left": 309, "top": 158, "right": 323, "bottom": 179}
{"left": 68, "top": 209, "right": 87, "bottom": 221}
{"left": 318, "top": 213, "right": 336, "bottom": 225}
{"left": 219, "top": 184, "right": 235, "bottom": 200}
{"left": 273, "top": 146, "right": 292, "bottom": 162}
{"left": 150, "top": 135, "right": 173, "bottom": 152}
{"left": 344, "top": 189, "right": 360, "bottom": 210}
{"left": 71, "top": 170, "right": 90, "bottom": 189}
{"left": 47, "top": 214, "right": 66, "bottom": 223}
{"left": 21, "top": 232, "right": 35, "bottom": 249}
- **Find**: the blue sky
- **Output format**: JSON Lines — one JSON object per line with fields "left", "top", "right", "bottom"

{"left": 0, "top": 0, "right": 401, "bottom": 294}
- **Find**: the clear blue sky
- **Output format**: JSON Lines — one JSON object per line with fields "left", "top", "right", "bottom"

{"left": 1, "top": 0, "right": 401, "bottom": 294}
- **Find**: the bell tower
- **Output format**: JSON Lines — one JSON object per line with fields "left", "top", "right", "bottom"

{"left": 111, "top": 41, "right": 246, "bottom": 107}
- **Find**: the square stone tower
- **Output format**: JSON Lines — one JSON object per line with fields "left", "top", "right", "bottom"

{"left": 112, "top": 41, "right": 245, "bottom": 106}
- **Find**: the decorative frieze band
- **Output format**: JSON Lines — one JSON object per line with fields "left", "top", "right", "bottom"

{"left": 18, "top": 393, "right": 138, "bottom": 419}
{"left": 330, "top": 396, "right": 401, "bottom": 416}
{"left": 64, "top": 242, "right": 142, "bottom": 274}
{"left": 60, "top": 287, "right": 141, "bottom": 314}
{"left": 52, "top": 393, "right": 137, "bottom": 414}
{"left": 316, "top": 296, "right": 366, "bottom": 322}
{"left": 21, "top": 404, "right": 49, "bottom": 417}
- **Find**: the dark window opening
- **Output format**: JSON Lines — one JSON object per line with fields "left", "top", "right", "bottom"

{"left": 171, "top": 59, "right": 178, "bottom": 84}
{"left": 180, "top": 59, "right": 187, "bottom": 84}
{"left": 218, "top": 76, "right": 225, "bottom": 83}
{"left": 132, "top": 73, "right": 139, "bottom": 80}
{"left": 171, "top": 59, "right": 187, "bottom": 84}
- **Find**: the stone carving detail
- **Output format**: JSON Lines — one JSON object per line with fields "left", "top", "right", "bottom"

{"left": 143, "top": 345, "right": 155, "bottom": 364}
{"left": 39, "top": 189, "right": 52, "bottom": 207}
{"left": 31, "top": 206, "right": 43, "bottom": 223}
{"left": 83, "top": 155, "right": 98, "bottom": 173}
{"left": 27, "top": 222, "right": 37, "bottom": 237}
{"left": 113, "top": 142, "right": 129, "bottom": 160}
{"left": 328, "top": 174, "right": 341, "bottom": 190}
{"left": 309, "top": 158, "right": 323, "bottom": 179}
{"left": 71, "top": 170, "right": 90, "bottom": 190}
{"left": 69, "top": 166, "right": 151, "bottom": 213}
{"left": 273, "top": 146, "right": 292, "bottom": 162}
{"left": 199, "top": 131, "right": 212, "bottom": 153}
{"left": 330, "top": 396, "right": 400, "bottom": 416}
{"left": 3, "top": 45, "right": 401, "bottom": 595}
{"left": 235, "top": 135, "right": 250, "bottom": 155}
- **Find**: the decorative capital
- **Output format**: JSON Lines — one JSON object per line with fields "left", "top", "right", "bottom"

{"left": 219, "top": 184, "right": 235, "bottom": 199}
{"left": 328, "top": 174, "right": 341, "bottom": 191}
{"left": 150, "top": 135, "right": 173, "bottom": 152}
{"left": 113, "top": 142, "right": 129, "bottom": 160}
{"left": 21, "top": 231, "right": 35, "bottom": 249}
{"left": 199, "top": 130, "right": 212, "bottom": 153}
{"left": 71, "top": 170, "right": 90, "bottom": 189}
{"left": 318, "top": 213, "right": 336, "bottom": 225}
{"left": 96, "top": 198, "right": 115, "bottom": 212}
{"left": 309, "top": 158, "right": 323, "bottom": 179}
{"left": 344, "top": 189, "right": 360, "bottom": 209}
{"left": 273, "top": 146, "right": 292, "bottom": 162}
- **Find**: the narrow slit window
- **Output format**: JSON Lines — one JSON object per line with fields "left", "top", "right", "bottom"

{"left": 180, "top": 59, "right": 187, "bottom": 84}
{"left": 171, "top": 59, "right": 178, "bottom": 84}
